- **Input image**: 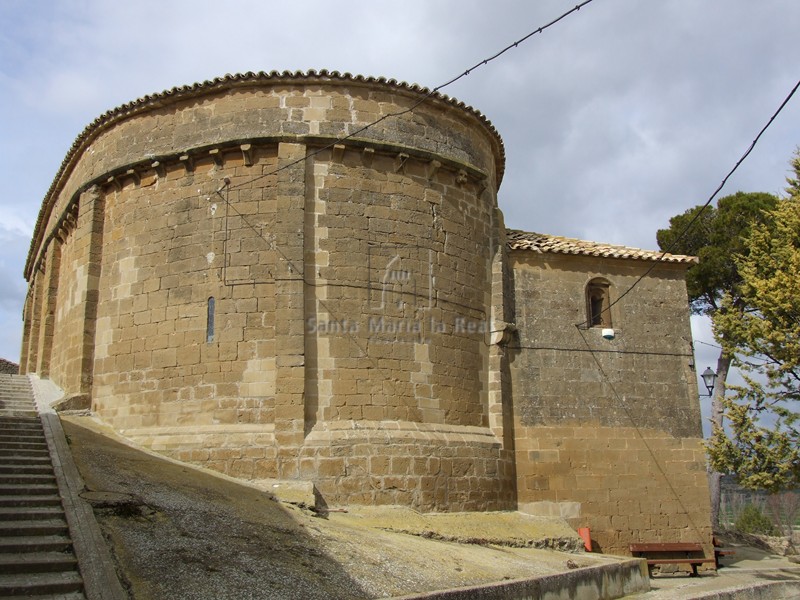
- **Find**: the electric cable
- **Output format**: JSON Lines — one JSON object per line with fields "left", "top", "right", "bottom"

{"left": 570, "top": 77, "right": 800, "bottom": 542}
{"left": 576, "top": 76, "right": 800, "bottom": 330}
{"left": 226, "top": 0, "right": 595, "bottom": 193}
{"left": 207, "top": 3, "right": 795, "bottom": 540}
{"left": 575, "top": 326, "right": 711, "bottom": 543}
{"left": 213, "top": 0, "right": 599, "bottom": 351}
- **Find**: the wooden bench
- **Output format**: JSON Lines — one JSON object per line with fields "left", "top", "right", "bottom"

{"left": 713, "top": 536, "right": 736, "bottom": 568}
{"left": 630, "top": 542, "right": 715, "bottom": 577}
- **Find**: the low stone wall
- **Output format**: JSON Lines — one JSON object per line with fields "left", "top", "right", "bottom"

{"left": 394, "top": 559, "right": 649, "bottom": 600}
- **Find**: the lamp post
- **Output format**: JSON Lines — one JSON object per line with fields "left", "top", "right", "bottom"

{"left": 701, "top": 366, "right": 717, "bottom": 396}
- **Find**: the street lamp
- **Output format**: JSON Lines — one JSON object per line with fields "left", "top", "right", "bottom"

{"left": 701, "top": 367, "right": 717, "bottom": 396}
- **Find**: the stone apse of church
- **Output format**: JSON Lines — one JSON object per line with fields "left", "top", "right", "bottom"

{"left": 21, "top": 71, "right": 712, "bottom": 554}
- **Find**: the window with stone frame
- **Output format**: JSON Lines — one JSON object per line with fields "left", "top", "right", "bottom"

{"left": 207, "top": 297, "right": 216, "bottom": 343}
{"left": 586, "top": 278, "right": 612, "bottom": 328}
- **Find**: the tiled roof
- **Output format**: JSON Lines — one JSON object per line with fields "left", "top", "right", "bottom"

{"left": 506, "top": 229, "right": 698, "bottom": 264}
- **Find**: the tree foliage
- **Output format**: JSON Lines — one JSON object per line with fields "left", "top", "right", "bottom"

{"left": 786, "top": 146, "right": 800, "bottom": 198}
{"left": 657, "top": 191, "right": 780, "bottom": 525}
{"left": 707, "top": 197, "right": 800, "bottom": 492}
{"left": 734, "top": 504, "right": 777, "bottom": 536}
{"left": 656, "top": 192, "right": 779, "bottom": 316}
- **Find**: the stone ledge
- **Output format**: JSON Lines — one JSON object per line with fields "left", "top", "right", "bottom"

{"left": 306, "top": 420, "right": 502, "bottom": 446}
{"left": 120, "top": 424, "right": 277, "bottom": 452}
{"left": 120, "top": 423, "right": 276, "bottom": 437}
{"left": 392, "top": 559, "right": 649, "bottom": 600}
{"left": 520, "top": 501, "right": 582, "bottom": 520}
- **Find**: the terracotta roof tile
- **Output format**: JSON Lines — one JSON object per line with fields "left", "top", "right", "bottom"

{"left": 506, "top": 229, "right": 698, "bottom": 264}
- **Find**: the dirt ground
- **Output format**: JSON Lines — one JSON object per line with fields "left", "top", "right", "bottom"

{"left": 61, "top": 415, "right": 618, "bottom": 600}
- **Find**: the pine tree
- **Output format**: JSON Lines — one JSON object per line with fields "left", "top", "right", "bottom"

{"left": 708, "top": 196, "right": 800, "bottom": 492}
{"left": 657, "top": 191, "right": 779, "bottom": 524}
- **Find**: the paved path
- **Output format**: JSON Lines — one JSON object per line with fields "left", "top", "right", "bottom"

{"left": 625, "top": 544, "right": 800, "bottom": 599}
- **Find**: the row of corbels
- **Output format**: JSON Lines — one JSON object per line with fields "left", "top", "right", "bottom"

{"left": 100, "top": 140, "right": 486, "bottom": 192}
{"left": 103, "top": 143, "right": 258, "bottom": 191}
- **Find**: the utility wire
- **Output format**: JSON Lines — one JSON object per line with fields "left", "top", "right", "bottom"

{"left": 215, "top": 0, "right": 599, "bottom": 356}
{"left": 572, "top": 77, "right": 800, "bottom": 538}
{"left": 694, "top": 339, "right": 722, "bottom": 351}
{"left": 576, "top": 76, "right": 800, "bottom": 330}
{"left": 227, "top": 0, "right": 595, "bottom": 192}
{"left": 575, "top": 327, "right": 710, "bottom": 543}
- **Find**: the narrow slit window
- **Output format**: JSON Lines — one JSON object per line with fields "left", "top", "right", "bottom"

{"left": 586, "top": 279, "right": 612, "bottom": 328}
{"left": 206, "top": 297, "right": 215, "bottom": 343}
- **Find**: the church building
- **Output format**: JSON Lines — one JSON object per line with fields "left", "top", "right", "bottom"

{"left": 21, "top": 71, "right": 712, "bottom": 555}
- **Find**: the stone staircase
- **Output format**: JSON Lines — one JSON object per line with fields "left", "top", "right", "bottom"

{"left": 0, "top": 374, "right": 86, "bottom": 599}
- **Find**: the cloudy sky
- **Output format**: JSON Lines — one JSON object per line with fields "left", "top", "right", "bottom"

{"left": 2, "top": 0, "right": 798, "bottom": 430}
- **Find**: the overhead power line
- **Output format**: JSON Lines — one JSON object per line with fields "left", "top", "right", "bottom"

{"left": 212, "top": 1, "right": 599, "bottom": 366}
{"left": 227, "top": 0, "right": 595, "bottom": 192}
{"left": 577, "top": 76, "right": 800, "bottom": 330}
{"left": 572, "top": 76, "right": 800, "bottom": 539}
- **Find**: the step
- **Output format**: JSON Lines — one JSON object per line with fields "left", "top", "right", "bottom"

{"left": 0, "top": 440, "right": 47, "bottom": 448}
{"left": 0, "top": 441, "right": 48, "bottom": 450}
{"left": 0, "top": 423, "right": 44, "bottom": 435}
{"left": 0, "top": 448, "right": 50, "bottom": 461}
{"left": 0, "top": 428, "right": 43, "bottom": 436}
{"left": 0, "top": 423, "right": 42, "bottom": 430}
{"left": 0, "top": 507, "right": 64, "bottom": 521}
{"left": 0, "top": 520, "right": 69, "bottom": 537}
{"left": 0, "top": 534, "right": 73, "bottom": 553}
{"left": 0, "top": 456, "right": 51, "bottom": 466}
{"left": 0, "top": 485, "right": 59, "bottom": 496}
{"left": 0, "top": 551, "right": 78, "bottom": 574}
{"left": 0, "top": 412, "right": 37, "bottom": 419}
{"left": 0, "top": 571, "right": 83, "bottom": 596}
{"left": 0, "top": 438, "right": 46, "bottom": 448}
{"left": 0, "top": 419, "right": 41, "bottom": 426}
{"left": 0, "top": 427, "right": 44, "bottom": 436}
{"left": 0, "top": 594, "right": 85, "bottom": 600}
{"left": 0, "top": 496, "right": 62, "bottom": 508}
{"left": 0, "top": 474, "right": 56, "bottom": 485}
{"left": 0, "top": 464, "right": 53, "bottom": 475}
{"left": 0, "top": 448, "right": 49, "bottom": 456}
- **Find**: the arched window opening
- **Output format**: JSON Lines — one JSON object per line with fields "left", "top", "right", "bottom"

{"left": 206, "top": 297, "right": 216, "bottom": 343}
{"left": 586, "top": 279, "right": 612, "bottom": 328}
